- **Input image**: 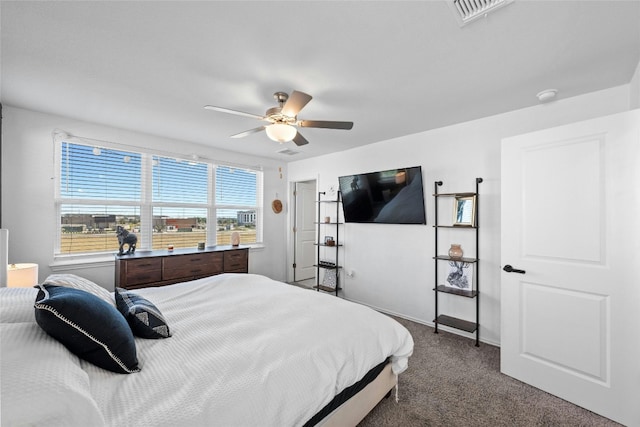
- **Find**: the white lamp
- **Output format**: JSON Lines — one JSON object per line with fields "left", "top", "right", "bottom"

{"left": 265, "top": 123, "right": 297, "bottom": 143}
{"left": 7, "top": 263, "right": 39, "bottom": 288}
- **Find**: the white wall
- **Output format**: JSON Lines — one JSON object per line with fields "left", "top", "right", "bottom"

{"left": 630, "top": 59, "right": 640, "bottom": 109}
{"left": 287, "top": 84, "right": 632, "bottom": 345}
{"left": 1, "top": 106, "right": 289, "bottom": 289}
{"left": 2, "top": 81, "right": 635, "bottom": 345}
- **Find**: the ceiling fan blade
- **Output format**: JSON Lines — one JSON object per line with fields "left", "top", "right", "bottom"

{"left": 204, "top": 105, "right": 265, "bottom": 121}
{"left": 292, "top": 132, "right": 309, "bottom": 146}
{"left": 281, "top": 91, "right": 312, "bottom": 116}
{"left": 230, "top": 126, "right": 266, "bottom": 138}
{"left": 298, "top": 120, "right": 354, "bottom": 130}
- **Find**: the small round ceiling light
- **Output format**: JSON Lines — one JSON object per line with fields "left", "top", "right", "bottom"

{"left": 537, "top": 89, "right": 558, "bottom": 103}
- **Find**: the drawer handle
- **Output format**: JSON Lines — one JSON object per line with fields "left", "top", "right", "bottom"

{"left": 139, "top": 263, "right": 153, "bottom": 267}
{"left": 191, "top": 269, "right": 202, "bottom": 274}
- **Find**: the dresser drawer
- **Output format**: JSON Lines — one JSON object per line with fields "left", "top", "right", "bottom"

{"left": 162, "top": 252, "right": 223, "bottom": 280}
{"left": 122, "top": 258, "right": 162, "bottom": 285}
{"left": 224, "top": 249, "right": 248, "bottom": 272}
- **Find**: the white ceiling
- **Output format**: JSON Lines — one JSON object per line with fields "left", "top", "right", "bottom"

{"left": 2, "top": 1, "right": 639, "bottom": 161}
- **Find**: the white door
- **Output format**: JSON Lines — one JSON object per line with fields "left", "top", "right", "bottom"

{"left": 501, "top": 109, "right": 639, "bottom": 426}
{"left": 294, "top": 181, "right": 317, "bottom": 282}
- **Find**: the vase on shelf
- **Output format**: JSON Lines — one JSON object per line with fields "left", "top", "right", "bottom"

{"left": 448, "top": 244, "right": 463, "bottom": 259}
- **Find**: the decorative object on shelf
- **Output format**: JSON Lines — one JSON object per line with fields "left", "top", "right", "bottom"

{"left": 231, "top": 231, "right": 240, "bottom": 246}
{"left": 318, "top": 260, "right": 336, "bottom": 267}
{"left": 322, "top": 269, "right": 337, "bottom": 289}
{"left": 324, "top": 216, "right": 331, "bottom": 223}
{"left": 272, "top": 199, "right": 283, "bottom": 214}
{"left": 7, "top": 263, "right": 39, "bottom": 288}
{"left": 445, "top": 261, "right": 473, "bottom": 291}
{"left": 448, "top": 244, "right": 464, "bottom": 259}
{"left": 453, "top": 195, "right": 476, "bottom": 226}
{"left": 116, "top": 226, "right": 137, "bottom": 256}
{"left": 197, "top": 242, "right": 205, "bottom": 250}
{"left": 324, "top": 236, "right": 335, "bottom": 246}
{"left": 167, "top": 245, "right": 174, "bottom": 251}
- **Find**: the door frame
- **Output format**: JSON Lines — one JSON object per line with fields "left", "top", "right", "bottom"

{"left": 287, "top": 178, "right": 317, "bottom": 283}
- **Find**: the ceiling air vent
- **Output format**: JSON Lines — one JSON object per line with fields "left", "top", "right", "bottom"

{"left": 276, "top": 148, "right": 300, "bottom": 156}
{"left": 448, "top": 0, "right": 514, "bottom": 27}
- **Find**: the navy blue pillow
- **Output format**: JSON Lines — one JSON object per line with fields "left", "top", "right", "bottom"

{"left": 34, "top": 285, "right": 140, "bottom": 374}
{"left": 115, "top": 288, "right": 171, "bottom": 339}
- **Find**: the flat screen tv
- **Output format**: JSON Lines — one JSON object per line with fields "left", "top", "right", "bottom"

{"left": 338, "top": 166, "right": 426, "bottom": 224}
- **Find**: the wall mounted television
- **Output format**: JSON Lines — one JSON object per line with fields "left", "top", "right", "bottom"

{"left": 338, "top": 166, "right": 426, "bottom": 224}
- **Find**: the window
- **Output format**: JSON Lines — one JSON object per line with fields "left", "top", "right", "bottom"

{"left": 215, "top": 166, "right": 262, "bottom": 246}
{"left": 55, "top": 140, "right": 262, "bottom": 257}
{"left": 152, "top": 156, "right": 209, "bottom": 250}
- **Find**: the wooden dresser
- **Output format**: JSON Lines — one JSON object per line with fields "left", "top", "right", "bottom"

{"left": 115, "top": 246, "right": 248, "bottom": 289}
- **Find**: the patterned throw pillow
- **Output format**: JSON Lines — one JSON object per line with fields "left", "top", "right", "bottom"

{"left": 34, "top": 285, "right": 140, "bottom": 374}
{"left": 115, "top": 288, "right": 171, "bottom": 339}
{"left": 43, "top": 273, "right": 114, "bottom": 307}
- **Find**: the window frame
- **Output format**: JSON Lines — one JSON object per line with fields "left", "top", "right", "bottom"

{"left": 53, "top": 138, "right": 263, "bottom": 261}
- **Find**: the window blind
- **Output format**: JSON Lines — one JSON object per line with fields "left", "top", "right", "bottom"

{"left": 215, "top": 166, "right": 262, "bottom": 245}
{"left": 151, "top": 156, "right": 209, "bottom": 249}
{"left": 55, "top": 140, "right": 262, "bottom": 257}
{"left": 58, "top": 143, "right": 142, "bottom": 255}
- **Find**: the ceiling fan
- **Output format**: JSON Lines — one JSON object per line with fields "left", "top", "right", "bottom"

{"left": 204, "top": 90, "right": 353, "bottom": 146}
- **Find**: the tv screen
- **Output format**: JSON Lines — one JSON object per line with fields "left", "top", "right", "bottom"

{"left": 338, "top": 166, "right": 426, "bottom": 224}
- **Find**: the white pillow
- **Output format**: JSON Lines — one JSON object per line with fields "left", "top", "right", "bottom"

{"left": 0, "top": 287, "right": 38, "bottom": 323}
{"left": 0, "top": 323, "right": 106, "bottom": 426}
{"left": 43, "top": 273, "right": 114, "bottom": 306}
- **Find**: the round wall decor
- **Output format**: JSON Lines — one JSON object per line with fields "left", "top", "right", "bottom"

{"left": 272, "top": 199, "right": 283, "bottom": 214}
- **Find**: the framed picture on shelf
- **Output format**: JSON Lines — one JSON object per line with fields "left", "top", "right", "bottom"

{"left": 445, "top": 261, "right": 473, "bottom": 291}
{"left": 324, "top": 236, "right": 335, "bottom": 246}
{"left": 453, "top": 195, "right": 476, "bottom": 226}
{"left": 322, "top": 269, "right": 337, "bottom": 289}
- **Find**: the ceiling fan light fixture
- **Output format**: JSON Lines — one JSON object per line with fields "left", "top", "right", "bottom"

{"left": 266, "top": 123, "right": 297, "bottom": 143}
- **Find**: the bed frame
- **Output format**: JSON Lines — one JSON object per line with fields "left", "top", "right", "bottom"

{"left": 318, "top": 363, "right": 397, "bottom": 426}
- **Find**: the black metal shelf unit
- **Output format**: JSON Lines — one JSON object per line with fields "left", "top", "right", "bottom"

{"left": 433, "top": 178, "right": 483, "bottom": 346}
{"left": 314, "top": 191, "right": 342, "bottom": 296}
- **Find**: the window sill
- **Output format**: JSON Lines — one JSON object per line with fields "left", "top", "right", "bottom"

{"left": 50, "top": 254, "right": 116, "bottom": 271}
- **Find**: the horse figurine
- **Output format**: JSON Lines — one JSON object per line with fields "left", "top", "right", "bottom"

{"left": 116, "top": 226, "right": 137, "bottom": 256}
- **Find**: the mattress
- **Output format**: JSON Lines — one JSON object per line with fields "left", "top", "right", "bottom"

{"left": 1, "top": 273, "right": 414, "bottom": 426}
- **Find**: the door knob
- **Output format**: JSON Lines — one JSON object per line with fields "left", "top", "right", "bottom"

{"left": 503, "top": 264, "right": 526, "bottom": 274}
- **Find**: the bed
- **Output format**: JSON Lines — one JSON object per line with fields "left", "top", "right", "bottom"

{"left": 1, "top": 273, "right": 414, "bottom": 426}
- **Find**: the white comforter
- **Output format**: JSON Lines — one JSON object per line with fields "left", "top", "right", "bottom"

{"left": 1, "top": 273, "right": 413, "bottom": 427}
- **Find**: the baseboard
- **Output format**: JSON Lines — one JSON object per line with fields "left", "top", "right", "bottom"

{"left": 342, "top": 297, "right": 501, "bottom": 348}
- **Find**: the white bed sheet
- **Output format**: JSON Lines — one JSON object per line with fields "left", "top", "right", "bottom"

{"left": 1, "top": 273, "right": 413, "bottom": 427}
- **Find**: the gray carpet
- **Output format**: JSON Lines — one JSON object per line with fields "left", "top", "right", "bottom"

{"left": 358, "top": 316, "right": 621, "bottom": 427}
